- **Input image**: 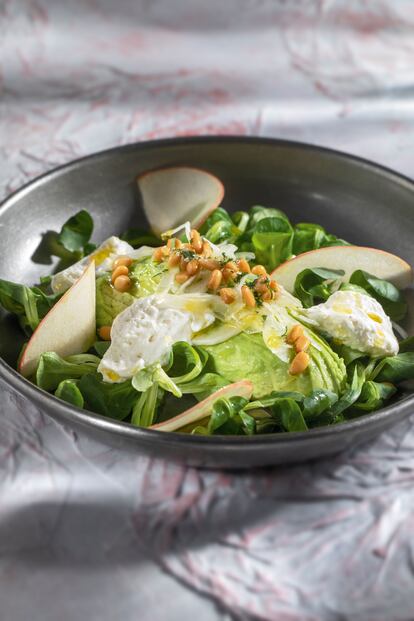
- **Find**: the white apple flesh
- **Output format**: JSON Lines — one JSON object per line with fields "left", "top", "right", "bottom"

{"left": 138, "top": 166, "right": 225, "bottom": 235}
{"left": 272, "top": 246, "right": 413, "bottom": 292}
{"left": 19, "top": 261, "right": 96, "bottom": 378}
{"left": 150, "top": 380, "right": 253, "bottom": 432}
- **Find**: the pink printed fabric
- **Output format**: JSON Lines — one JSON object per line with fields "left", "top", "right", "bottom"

{"left": 1, "top": 2, "right": 414, "bottom": 620}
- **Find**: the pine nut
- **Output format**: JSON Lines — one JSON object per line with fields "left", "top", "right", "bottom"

{"left": 168, "top": 252, "right": 181, "bottom": 268}
{"left": 252, "top": 265, "right": 267, "bottom": 277}
{"left": 113, "top": 256, "right": 132, "bottom": 269}
{"left": 186, "top": 259, "right": 199, "bottom": 276}
{"left": 289, "top": 351, "right": 310, "bottom": 375}
{"left": 286, "top": 324, "right": 304, "bottom": 344}
{"left": 224, "top": 261, "right": 238, "bottom": 273}
{"left": 207, "top": 269, "right": 223, "bottom": 290}
{"left": 191, "top": 229, "right": 203, "bottom": 253}
{"left": 295, "top": 335, "right": 310, "bottom": 352}
{"left": 180, "top": 256, "right": 187, "bottom": 271}
{"left": 237, "top": 258, "right": 251, "bottom": 273}
{"left": 111, "top": 265, "right": 129, "bottom": 283}
{"left": 98, "top": 325, "right": 112, "bottom": 341}
{"left": 222, "top": 268, "right": 235, "bottom": 282}
{"left": 241, "top": 285, "right": 256, "bottom": 308}
{"left": 202, "top": 241, "right": 212, "bottom": 257}
{"left": 175, "top": 272, "right": 189, "bottom": 284}
{"left": 219, "top": 288, "right": 236, "bottom": 304}
{"left": 199, "top": 258, "right": 220, "bottom": 271}
{"left": 113, "top": 275, "right": 132, "bottom": 292}
{"left": 152, "top": 247, "right": 164, "bottom": 262}
{"left": 254, "top": 278, "right": 268, "bottom": 294}
{"left": 262, "top": 291, "right": 272, "bottom": 301}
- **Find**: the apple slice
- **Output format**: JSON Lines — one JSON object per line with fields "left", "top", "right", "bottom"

{"left": 271, "top": 246, "right": 413, "bottom": 292}
{"left": 150, "top": 380, "right": 253, "bottom": 433}
{"left": 138, "top": 166, "right": 224, "bottom": 235}
{"left": 19, "top": 261, "right": 96, "bottom": 378}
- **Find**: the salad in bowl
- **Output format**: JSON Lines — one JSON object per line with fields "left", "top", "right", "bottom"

{"left": 1, "top": 166, "right": 413, "bottom": 437}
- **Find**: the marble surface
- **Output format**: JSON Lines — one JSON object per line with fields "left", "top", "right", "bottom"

{"left": 1, "top": 1, "right": 414, "bottom": 619}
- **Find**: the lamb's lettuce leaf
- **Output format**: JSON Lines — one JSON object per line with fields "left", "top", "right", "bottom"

{"left": 349, "top": 270, "right": 407, "bottom": 321}
{"left": 58, "top": 210, "right": 94, "bottom": 254}
{"left": 0, "top": 279, "right": 60, "bottom": 333}
{"left": 36, "top": 352, "right": 100, "bottom": 391}
{"left": 55, "top": 379, "right": 85, "bottom": 408}
{"left": 353, "top": 380, "right": 397, "bottom": 412}
{"left": 371, "top": 352, "right": 414, "bottom": 384}
{"left": 78, "top": 373, "right": 139, "bottom": 421}
{"left": 294, "top": 267, "right": 344, "bottom": 307}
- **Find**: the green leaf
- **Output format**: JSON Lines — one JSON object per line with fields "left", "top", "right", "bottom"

{"left": 330, "top": 343, "right": 367, "bottom": 366}
{"left": 78, "top": 373, "right": 139, "bottom": 420}
{"left": 131, "top": 383, "right": 160, "bottom": 427}
{"left": 244, "top": 391, "right": 304, "bottom": 410}
{"left": 36, "top": 352, "right": 99, "bottom": 391}
{"left": 0, "top": 279, "right": 60, "bottom": 333}
{"left": 294, "top": 267, "right": 344, "bottom": 308}
{"left": 292, "top": 223, "right": 326, "bottom": 255}
{"left": 153, "top": 366, "right": 182, "bottom": 397}
{"left": 251, "top": 217, "right": 293, "bottom": 268}
{"left": 268, "top": 398, "right": 308, "bottom": 432}
{"left": 328, "top": 362, "right": 366, "bottom": 417}
{"left": 166, "top": 342, "right": 207, "bottom": 385}
{"left": 200, "top": 207, "right": 237, "bottom": 243}
{"left": 93, "top": 340, "right": 111, "bottom": 357}
{"left": 207, "top": 396, "right": 252, "bottom": 435}
{"left": 372, "top": 352, "right": 414, "bottom": 384}
{"left": 354, "top": 381, "right": 397, "bottom": 412}
{"left": 302, "top": 389, "right": 338, "bottom": 418}
{"left": 349, "top": 270, "right": 407, "bottom": 321}
{"left": 293, "top": 223, "right": 349, "bottom": 256}
{"left": 179, "top": 372, "right": 229, "bottom": 397}
{"left": 55, "top": 379, "right": 84, "bottom": 408}
{"left": 132, "top": 368, "right": 154, "bottom": 392}
{"left": 58, "top": 210, "right": 94, "bottom": 254}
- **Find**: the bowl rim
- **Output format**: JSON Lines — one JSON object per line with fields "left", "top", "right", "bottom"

{"left": 1, "top": 134, "right": 414, "bottom": 450}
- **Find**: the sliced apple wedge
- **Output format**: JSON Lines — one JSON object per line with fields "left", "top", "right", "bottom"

{"left": 271, "top": 246, "right": 413, "bottom": 292}
{"left": 138, "top": 166, "right": 224, "bottom": 235}
{"left": 19, "top": 261, "right": 96, "bottom": 378}
{"left": 150, "top": 380, "right": 253, "bottom": 433}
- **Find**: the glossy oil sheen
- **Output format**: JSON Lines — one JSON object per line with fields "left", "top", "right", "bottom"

{"left": 0, "top": 137, "right": 413, "bottom": 468}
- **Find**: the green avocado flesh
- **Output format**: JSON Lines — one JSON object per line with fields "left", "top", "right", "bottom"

{"left": 204, "top": 332, "right": 346, "bottom": 399}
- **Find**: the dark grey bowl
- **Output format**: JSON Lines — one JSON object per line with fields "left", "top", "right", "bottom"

{"left": 1, "top": 136, "right": 413, "bottom": 468}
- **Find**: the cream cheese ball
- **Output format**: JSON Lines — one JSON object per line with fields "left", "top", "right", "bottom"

{"left": 98, "top": 295, "right": 194, "bottom": 383}
{"left": 303, "top": 290, "right": 398, "bottom": 356}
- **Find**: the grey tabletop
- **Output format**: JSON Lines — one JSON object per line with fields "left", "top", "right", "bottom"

{"left": 1, "top": 2, "right": 414, "bottom": 620}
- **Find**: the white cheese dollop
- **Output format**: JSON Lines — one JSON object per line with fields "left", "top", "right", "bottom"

{"left": 303, "top": 290, "right": 398, "bottom": 356}
{"left": 98, "top": 295, "right": 192, "bottom": 383}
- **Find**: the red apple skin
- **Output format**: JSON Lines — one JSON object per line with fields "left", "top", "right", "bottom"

{"left": 19, "top": 261, "right": 96, "bottom": 378}
{"left": 150, "top": 380, "right": 253, "bottom": 432}
{"left": 271, "top": 246, "right": 413, "bottom": 292}
{"left": 137, "top": 166, "right": 224, "bottom": 234}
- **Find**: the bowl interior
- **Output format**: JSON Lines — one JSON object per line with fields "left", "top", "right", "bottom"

{"left": 1, "top": 137, "right": 414, "bottom": 403}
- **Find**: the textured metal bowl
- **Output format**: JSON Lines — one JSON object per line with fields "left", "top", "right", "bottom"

{"left": 1, "top": 136, "right": 413, "bottom": 468}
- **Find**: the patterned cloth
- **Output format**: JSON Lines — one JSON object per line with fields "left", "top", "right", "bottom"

{"left": 1, "top": 2, "right": 414, "bottom": 619}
